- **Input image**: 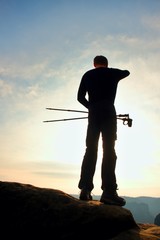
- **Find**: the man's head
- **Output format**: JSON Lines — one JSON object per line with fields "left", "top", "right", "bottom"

{"left": 93, "top": 55, "right": 108, "bottom": 68}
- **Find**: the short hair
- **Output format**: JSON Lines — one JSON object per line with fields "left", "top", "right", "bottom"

{"left": 93, "top": 55, "right": 108, "bottom": 66}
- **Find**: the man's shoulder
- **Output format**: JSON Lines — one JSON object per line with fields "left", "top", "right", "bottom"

{"left": 109, "top": 67, "right": 129, "bottom": 73}
{"left": 84, "top": 67, "right": 109, "bottom": 75}
{"left": 85, "top": 68, "right": 95, "bottom": 74}
{"left": 82, "top": 68, "right": 95, "bottom": 78}
{"left": 108, "top": 67, "right": 120, "bottom": 71}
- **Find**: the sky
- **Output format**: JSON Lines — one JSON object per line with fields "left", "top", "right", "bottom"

{"left": 0, "top": 0, "right": 160, "bottom": 197}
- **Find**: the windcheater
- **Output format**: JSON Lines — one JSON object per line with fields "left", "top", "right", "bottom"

{"left": 77, "top": 67, "right": 130, "bottom": 109}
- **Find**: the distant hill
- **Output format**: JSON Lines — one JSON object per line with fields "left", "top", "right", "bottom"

{"left": 124, "top": 196, "right": 160, "bottom": 224}
{"left": 72, "top": 194, "right": 160, "bottom": 224}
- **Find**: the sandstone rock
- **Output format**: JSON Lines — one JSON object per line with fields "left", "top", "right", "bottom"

{"left": 0, "top": 181, "right": 159, "bottom": 239}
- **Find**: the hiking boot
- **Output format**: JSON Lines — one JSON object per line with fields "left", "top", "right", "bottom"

{"left": 100, "top": 190, "right": 126, "bottom": 206}
{"left": 79, "top": 189, "right": 92, "bottom": 201}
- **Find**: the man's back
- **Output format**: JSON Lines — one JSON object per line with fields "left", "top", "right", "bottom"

{"left": 78, "top": 67, "right": 130, "bottom": 107}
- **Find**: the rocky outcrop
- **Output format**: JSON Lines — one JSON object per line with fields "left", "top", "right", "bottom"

{"left": 0, "top": 181, "right": 159, "bottom": 239}
{"left": 155, "top": 213, "right": 160, "bottom": 226}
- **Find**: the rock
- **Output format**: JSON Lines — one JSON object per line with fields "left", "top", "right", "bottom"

{"left": 155, "top": 213, "right": 160, "bottom": 226}
{"left": 0, "top": 181, "right": 159, "bottom": 239}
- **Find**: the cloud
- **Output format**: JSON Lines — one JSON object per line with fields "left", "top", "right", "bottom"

{"left": 0, "top": 59, "right": 49, "bottom": 81}
{"left": 0, "top": 79, "right": 13, "bottom": 97}
{"left": 34, "top": 171, "right": 77, "bottom": 179}
{"left": 142, "top": 14, "right": 160, "bottom": 31}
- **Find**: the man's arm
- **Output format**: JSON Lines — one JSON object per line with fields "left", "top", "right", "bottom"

{"left": 120, "top": 70, "right": 130, "bottom": 79}
{"left": 113, "top": 69, "right": 130, "bottom": 80}
{"left": 77, "top": 78, "right": 89, "bottom": 109}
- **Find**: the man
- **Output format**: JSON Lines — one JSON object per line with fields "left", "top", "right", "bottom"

{"left": 77, "top": 55, "right": 130, "bottom": 206}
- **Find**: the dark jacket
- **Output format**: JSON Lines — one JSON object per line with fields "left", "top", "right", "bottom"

{"left": 77, "top": 67, "right": 130, "bottom": 109}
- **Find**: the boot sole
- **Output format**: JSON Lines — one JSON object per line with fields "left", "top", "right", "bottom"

{"left": 100, "top": 198, "right": 126, "bottom": 206}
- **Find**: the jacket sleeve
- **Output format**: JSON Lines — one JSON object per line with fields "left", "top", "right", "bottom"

{"left": 77, "top": 77, "right": 89, "bottom": 109}
{"left": 114, "top": 69, "right": 130, "bottom": 80}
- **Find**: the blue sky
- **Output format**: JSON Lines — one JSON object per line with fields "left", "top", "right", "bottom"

{"left": 0, "top": 0, "right": 160, "bottom": 197}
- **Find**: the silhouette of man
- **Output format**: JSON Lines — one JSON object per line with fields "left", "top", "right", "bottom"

{"left": 77, "top": 55, "right": 130, "bottom": 206}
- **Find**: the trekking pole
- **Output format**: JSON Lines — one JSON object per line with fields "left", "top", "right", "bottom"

{"left": 44, "top": 108, "right": 133, "bottom": 127}
{"left": 43, "top": 117, "right": 87, "bottom": 123}
{"left": 44, "top": 107, "right": 88, "bottom": 123}
{"left": 46, "top": 108, "right": 88, "bottom": 113}
{"left": 117, "top": 114, "right": 133, "bottom": 127}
